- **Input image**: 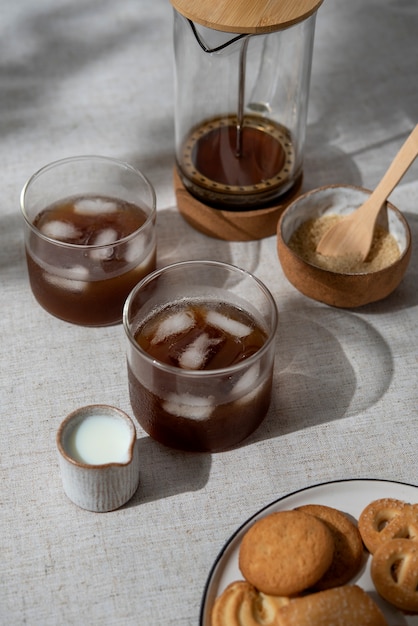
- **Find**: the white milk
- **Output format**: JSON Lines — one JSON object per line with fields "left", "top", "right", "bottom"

{"left": 67, "top": 414, "right": 132, "bottom": 465}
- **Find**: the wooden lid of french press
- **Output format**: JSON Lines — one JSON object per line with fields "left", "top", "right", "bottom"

{"left": 170, "top": 0, "right": 324, "bottom": 34}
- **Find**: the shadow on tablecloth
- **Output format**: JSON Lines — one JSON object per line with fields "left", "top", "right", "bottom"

{"left": 125, "top": 437, "right": 211, "bottom": 506}
{"left": 247, "top": 303, "right": 394, "bottom": 442}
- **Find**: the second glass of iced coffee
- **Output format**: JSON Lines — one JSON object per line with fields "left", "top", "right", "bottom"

{"left": 20, "top": 155, "right": 156, "bottom": 326}
{"left": 123, "top": 260, "right": 278, "bottom": 452}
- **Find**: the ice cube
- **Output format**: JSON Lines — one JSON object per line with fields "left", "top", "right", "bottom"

{"left": 90, "top": 228, "right": 118, "bottom": 260}
{"left": 40, "top": 220, "right": 81, "bottom": 241}
{"left": 43, "top": 272, "right": 87, "bottom": 293}
{"left": 65, "top": 264, "right": 90, "bottom": 280}
{"left": 235, "top": 377, "right": 268, "bottom": 409}
{"left": 235, "top": 383, "right": 264, "bottom": 408}
{"left": 206, "top": 310, "right": 252, "bottom": 338}
{"left": 124, "top": 237, "right": 145, "bottom": 264}
{"left": 74, "top": 198, "right": 118, "bottom": 215}
{"left": 231, "top": 363, "right": 260, "bottom": 396}
{"left": 151, "top": 310, "right": 195, "bottom": 345}
{"left": 162, "top": 392, "right": 214, "bottom": 420}
{"left": 92, "top": 228, "right": 118, "bottom": 247}
{"left": 178, "top": 332, "right": 223, "bottom": 370}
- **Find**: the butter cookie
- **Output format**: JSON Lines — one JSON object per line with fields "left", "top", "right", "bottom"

{"left": 358, "top": 498, "right": 418, "bottom": 554}
{"left": 296, "top": 503, "right": 364, "bottom": 589}
{"left": 238, "top": 510, "right": 334, "bottom": 596}
{"left": 274, "top": 585, "right": 388, "bottom": 626}
{"left": 211, "top": 581, "right": 289, "bottom": 626}
{"left": 371, "top": 538, "right": 418, "bottom": 613}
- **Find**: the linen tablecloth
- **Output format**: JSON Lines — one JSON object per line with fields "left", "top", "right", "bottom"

{"left": 1, "top": 0, "right": 418, "bottom": 623}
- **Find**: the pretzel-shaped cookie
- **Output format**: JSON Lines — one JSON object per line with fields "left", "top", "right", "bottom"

{"left": 211, "top": 581, "right": 289, "bottom": 626}
{"left": 358, "top": 498, "right": 418, "bottom": 554}
{"left": 371, "top": 538, "right": 418, "bottom": 613}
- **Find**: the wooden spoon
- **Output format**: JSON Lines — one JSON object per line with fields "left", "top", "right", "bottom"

{"left": 316, "top": 124, "right": 418, "bottom": 260}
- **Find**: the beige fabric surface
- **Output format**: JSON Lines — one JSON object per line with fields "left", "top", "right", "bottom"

{"left": 1, "top": 0, "right": 418, "bottom": 624}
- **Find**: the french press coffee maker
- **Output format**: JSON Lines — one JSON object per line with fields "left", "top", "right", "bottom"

{"left": 170, "top": 0, "right": 323, "bottom": 240}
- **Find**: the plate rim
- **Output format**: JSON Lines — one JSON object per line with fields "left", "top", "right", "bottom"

{"left": 199, "top": 477, "right": 418, "bottom": 625}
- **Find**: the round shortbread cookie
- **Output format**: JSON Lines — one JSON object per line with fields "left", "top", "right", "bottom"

{"left": 211, "top": 581, "right": 289, "bottom": 626}
{"left": 358, "top": 498, "right": 418, "bottom": 554}
{"left": 238, "top": 510, "right": 334, "bottom": 596}
{"left": 296, "top": 504, "right": 364, "bottom": 589}
{"left": 371, "top": 538, "right": 418, "bottom": 613}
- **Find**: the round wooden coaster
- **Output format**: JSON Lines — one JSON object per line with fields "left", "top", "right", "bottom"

{"left": 173, "top": 168, "right": 303, "bottom": 241}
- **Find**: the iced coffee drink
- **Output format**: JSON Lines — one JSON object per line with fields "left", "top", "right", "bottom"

{"left": 124, "top": 261, "right": 278, "bottom": 452}
{"left": 21, "top": 156, "right": 156, "bottom": 325}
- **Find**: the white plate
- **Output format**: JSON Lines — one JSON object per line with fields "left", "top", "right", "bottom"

{"left": 200, "top": 479, "right": 418, "bottom": 625}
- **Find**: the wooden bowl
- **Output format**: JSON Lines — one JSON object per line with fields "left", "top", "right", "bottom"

{"left": 277, "top": 185, "right": 411, "bottom": 308}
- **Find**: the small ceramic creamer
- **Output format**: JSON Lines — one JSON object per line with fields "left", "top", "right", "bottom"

{"left": 57, "top": 404, "right": 140, "bottom": 512}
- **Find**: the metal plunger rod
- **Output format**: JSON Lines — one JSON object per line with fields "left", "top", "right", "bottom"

{"left": 236, "top": 36, "right": 250, "bottom": 158}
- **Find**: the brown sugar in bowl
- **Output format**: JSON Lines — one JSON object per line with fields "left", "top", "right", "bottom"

{"left": 277, "top": 185, "right": 411, "bottom": 308}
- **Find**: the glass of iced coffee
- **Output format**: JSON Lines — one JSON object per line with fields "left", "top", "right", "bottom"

{"left": 20, "top": 155, "right": 156, "bottom": 326}
{"left": 123, "top": 260, "right": 278, "bottom": 452}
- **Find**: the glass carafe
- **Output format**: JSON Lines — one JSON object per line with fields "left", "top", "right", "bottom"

{"left": 172, "top": 1, "right": 323, "bottom": 210}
